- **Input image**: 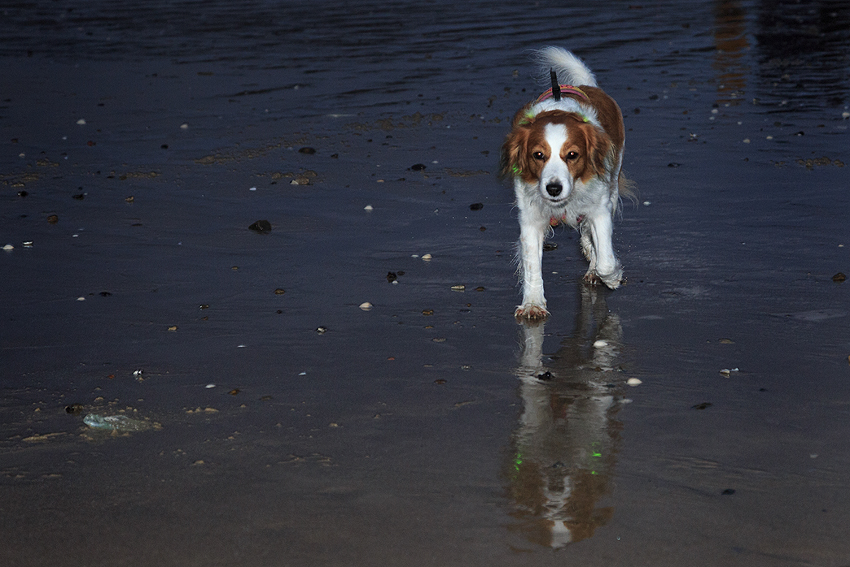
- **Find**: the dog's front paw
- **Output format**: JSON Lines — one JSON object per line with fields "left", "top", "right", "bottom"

{"left": 584, "top": 265, "right": 625, "bottom": 289}
{"left": 515, "top": 304, "right": 549, "bottom": 321}
{"left": 585, "top": 267, "right": 623, "bottom": 289}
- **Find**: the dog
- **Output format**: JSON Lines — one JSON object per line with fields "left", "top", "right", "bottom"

{"left": 501, "top": 47, "right": 630, "bottom": 320}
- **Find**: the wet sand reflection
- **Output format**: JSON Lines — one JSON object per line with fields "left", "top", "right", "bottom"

{"left": 505, "top": 285, "right": 627, "bottom": 548}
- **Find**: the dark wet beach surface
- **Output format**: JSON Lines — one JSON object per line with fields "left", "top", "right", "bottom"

{"left": 2, "top": 0, "right": 850, "bottom": 564}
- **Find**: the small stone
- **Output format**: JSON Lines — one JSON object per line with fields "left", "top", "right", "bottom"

{"left": 316, "top": 326, "right": 328, "bottom": 334}
{"left": 359, "top": 302, "right": 373, "bottom": 311}
{"left": 410, "top": 163, "right": 426, "bottom": 171}
{"left": 47, "top": 214, "right": 58, "bottom": 224}
{"left": 421, "top": 253, "right": 432, "bottom": 261}
{"left": 248, "top": 220, "right": 272, "bottom": 233}
{"left": 364, "top": 205, "right": 373, "bottom": 211}
{"left": 451, "top": 285, "right": 465, "bottom": 292}
{"left": 593, "top": 340, "right": 609, "bottom": 348}
{"left": 298, "top": 147, "right": 316, "bottom": 154}
{"left": 76, "top": 118, "right": 86, "bottom": 125}
{"left": 2, "top": 244, "right": 13, "bottom": 251}
{"left": 168, "top": 325, "right": 178, "bottom": 331}
{"left": 469, "top": 203, "right": 483, "bottom": 211}
{"left": 65, "top": 403, "right": 85, "bottom": 415}
{"left": 832, "top": 272, "right": 846, "bottom": 282}
{"left": 274, "top": 288, "right": 286, "bottom": 295}
{"left": 627, "top": 378, "right": 642, "bottom": 386}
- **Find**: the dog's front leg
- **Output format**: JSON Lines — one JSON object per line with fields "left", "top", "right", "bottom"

{"left": 515, "top": 203, "right": 550, "bottom": 320}
{"left": 583, "top": 211, "right": 623, "bottom": 289}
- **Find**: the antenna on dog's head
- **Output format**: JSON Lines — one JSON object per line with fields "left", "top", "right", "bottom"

{"left": 550, "top": 69, "right": 561, "bottom": 101}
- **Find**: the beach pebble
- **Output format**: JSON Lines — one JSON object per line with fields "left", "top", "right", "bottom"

{"left": 364, "top": 205, "right": 373, "bottom": 211}
{"left": 76, "top": 118, "right": 86, "bottom": 125}
{"left": 248, "top": 220, "right": 272, "bottom": 233}
{"left": 2, "top": 244, "right": 13, "bottom": 251}
{"left": 180, "top": 123, "right": 189, "bottom": 129}
{"left": 593, "top": 340, "right": 609, "bottom": 348}
{"left": 719, "top": 368, "right": 739, "bottom": 376}
{"left": 421, "top": 254, "right": 432, "bottom": 261}
{"left": 359, "top": 302, "right": 373, "bottom": 311}
{"left": 451, "top": 285, "right": 465, "bottom": 292}
{"left": 627, "top": 378, "right": 642, "bottom": 386}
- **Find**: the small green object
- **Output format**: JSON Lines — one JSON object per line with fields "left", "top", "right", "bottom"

{"left": 83, "top": 413, "right": 149, "bottom": 432}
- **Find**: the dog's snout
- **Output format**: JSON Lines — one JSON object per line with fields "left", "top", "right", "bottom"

{"left": 546, "top": 182, "right": 563, "bottom": 197}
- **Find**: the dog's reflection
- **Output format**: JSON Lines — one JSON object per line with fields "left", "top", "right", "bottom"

{"left": 505, "top": 284, "right": 626, "bottom": 548}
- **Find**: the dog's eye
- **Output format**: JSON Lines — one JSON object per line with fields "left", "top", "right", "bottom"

{"left": 565, "top": 151, "right": 579, "bottom": 161}
{"left": 532, "top": 151, "right": 546, "bottom": 161}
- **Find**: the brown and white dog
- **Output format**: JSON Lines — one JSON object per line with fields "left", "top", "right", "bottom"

{"left": 502, "top": 47, "right": 630, "bottom": 320}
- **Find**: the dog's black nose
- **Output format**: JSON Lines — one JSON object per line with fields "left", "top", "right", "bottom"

{"left": 546, "top": 183, "right": 562, "bottom": 197}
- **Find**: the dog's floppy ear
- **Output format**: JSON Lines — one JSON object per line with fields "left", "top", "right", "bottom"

{"left": 500, "top": 107, "right": 535, "bottom": 180}
{"left": 500, "top": 125, "right": 532, "bottom": 180}
{"left": 582, "top": 123, "right": 614, "bottom": 177}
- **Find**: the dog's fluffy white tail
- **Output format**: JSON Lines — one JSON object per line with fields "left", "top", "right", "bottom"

{"left": 535, "top": 46, "right": 597, "bottom": 87}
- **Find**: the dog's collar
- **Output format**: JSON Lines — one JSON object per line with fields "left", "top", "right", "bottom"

{"left": 550, "top": 213, "right": 585, "bottom": 227}
{"left": 536, "top": 85, "right": 589, "bottom": 104}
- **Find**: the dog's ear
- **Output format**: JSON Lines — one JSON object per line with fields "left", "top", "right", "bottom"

{"left": 500, "top": 124, "right": 532, "bottom": 180}
{"left": 582, "top": 123, "right": 613, "bottom": 177}
{"left": 501, "top": 104, "right": 538, "bottom": 179}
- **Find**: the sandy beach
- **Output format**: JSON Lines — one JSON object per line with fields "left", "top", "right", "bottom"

{"left": 2, "top": 0, "right": 849, "bottom": 565}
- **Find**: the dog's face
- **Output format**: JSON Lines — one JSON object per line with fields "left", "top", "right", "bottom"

{"left": 502, "top": 110, "right": 611, "bottom": 203}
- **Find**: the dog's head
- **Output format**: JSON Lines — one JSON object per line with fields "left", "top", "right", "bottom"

{"left": 501, "top": 109, "right": 612, "bottom": 203}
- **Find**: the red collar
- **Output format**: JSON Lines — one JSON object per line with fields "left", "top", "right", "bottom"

{"left": 536, "top": 85, "right": 589, "bottom": 104}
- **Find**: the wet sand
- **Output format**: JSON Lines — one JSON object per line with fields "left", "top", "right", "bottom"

{"left": 2, "top": 1, "right": 850, "bottom": 565}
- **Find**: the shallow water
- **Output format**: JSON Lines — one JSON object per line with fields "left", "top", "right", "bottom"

{"left": 2, "top": 0, "right": 850, "bottom": 565}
